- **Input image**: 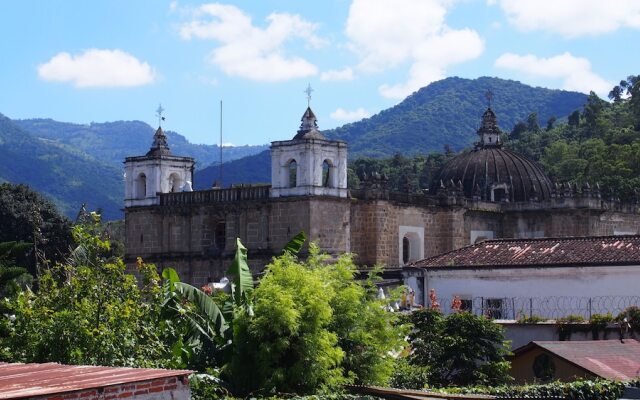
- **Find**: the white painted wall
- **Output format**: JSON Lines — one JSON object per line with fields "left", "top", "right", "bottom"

{"left": 270, "top": 139, "right": 347, "bottom": 198}
{"left": 399, "top": 225, "right": 424, "bottom": 265}
{"left": 124, "top": 157, "right": 194, "bottom": 207}
{"left": 405, "top": 264, "right": 640, "bottom": 317}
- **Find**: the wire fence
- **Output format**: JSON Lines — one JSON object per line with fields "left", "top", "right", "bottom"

{"left": 435, "top": 295, "right": 640, "bottom": 320}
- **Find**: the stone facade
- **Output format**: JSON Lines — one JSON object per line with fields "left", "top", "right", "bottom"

{"left": 124, "top": 106, "right": 640, "bottom": 286}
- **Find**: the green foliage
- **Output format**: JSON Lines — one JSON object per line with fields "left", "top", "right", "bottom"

{"left": 226, "top": 245, "right": 405, "bottom": 395}
{"left": 0, "top": 183, "right": 73, "bottom": 273}
{"left": 283, "top": 231, "right": 307, "bottom": 255}
{"left": 389, "top": 357, "right": 431, "bottom": 390}
{"left": 517, "top": 315, "right": 547, "bottom": 324}
{"left": 616, "top": 306, "right": 640, "bottom": 333}
{"left": 435, "top": 379, "right": 628, "bottom": 400}
{"left": 403, "top": 309, "right": 512, "bottom": 388}
{"left": 507, "top": 76, "right": 640, "bottom": 201}
{"left": 226, "top": 238, "right": 253, "bottom": 307}
{"left": 0, "top": 241, "right": 32, "bottom": 297}
{"left": 1, "top": 224, "right": 172, "bottom": 367}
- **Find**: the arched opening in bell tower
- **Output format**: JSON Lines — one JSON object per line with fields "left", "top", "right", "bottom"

{"left": 135, "top": 173, "right": 147, "bottom": 199}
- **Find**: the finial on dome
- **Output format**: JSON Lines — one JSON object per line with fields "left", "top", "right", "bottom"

{"left": 304, "top": 83, "right": 313, "bottom": 108}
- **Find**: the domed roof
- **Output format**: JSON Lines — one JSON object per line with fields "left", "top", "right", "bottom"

{"left": 146, "top": 126, "right": 171, "bottom": 156}
{"left": 430, "top": 106, "right": 553, "bottom": 202}
{"left": 430, "top": 147, "right": 553, "bottom": 202}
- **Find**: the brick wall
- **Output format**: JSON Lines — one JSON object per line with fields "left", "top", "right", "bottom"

{"left": 36, "top": 376, "right": 189, "bottom": 400}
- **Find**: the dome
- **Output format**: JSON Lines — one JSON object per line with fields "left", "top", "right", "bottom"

{"left": 430, "top": 147, "right": 553, "bottom": 202}
{"left": 429, "top": 106, "right": 553, "bottom": 202}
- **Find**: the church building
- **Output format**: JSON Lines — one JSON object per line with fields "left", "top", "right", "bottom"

{"left": 124, "top": 101, "right": 640, "bottom": 285}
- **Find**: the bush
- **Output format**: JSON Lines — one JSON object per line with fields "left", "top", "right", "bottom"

{"left": 404, "top": 309, "right": 512, "bottom": 388}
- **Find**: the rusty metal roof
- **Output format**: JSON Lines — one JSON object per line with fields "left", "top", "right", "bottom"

{"left": 513, "top": 340, "right": 640, "bottom": 381}
{"left": 0, "top": 362, "right": 192, "bottom": 399}
{"left": 409, "top": 235, "right": 640, "bottom": 269}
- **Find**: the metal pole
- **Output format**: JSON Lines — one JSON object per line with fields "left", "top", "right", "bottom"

{"left": 219, "top": 100, "right": 223, "bottom": 187}
{"left": 529, "top": 298, "right": 533, "bottom": 318}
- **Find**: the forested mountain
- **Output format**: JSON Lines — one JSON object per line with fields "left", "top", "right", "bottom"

{"left": 349, "top": 75, "right": 640, "bottom": 201}
{"left": 324, "top": 76, "right": 587, "bottom": 158}
{"left": 198, "top": 77, "right": 588, "bottom": 187}
{"left": 14, "top": 119, "right": 268, "bottom": 170}
{"left": 0, "top": 113, "right": 122, "bottom": 220}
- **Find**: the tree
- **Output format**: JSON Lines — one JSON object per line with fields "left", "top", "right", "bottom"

{"left": 0, "top": 183, "right": 72, "bottom": 274}
{"left": 404, "top": 309, "right": 512, "bottom": 387}
{"left": 1, "top": 222, "right": 172, "bottom": 368}
{"left": 526, "top": 112, "right": 540, "bottom": 132}
{"left": 226, "top": 245, "right": 404, "bottom": 395}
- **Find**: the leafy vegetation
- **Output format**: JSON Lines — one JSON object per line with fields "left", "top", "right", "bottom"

{"left": 432, "top": 379, "right": 630, "bottom": 400}
{"left": 0, "top": 183, "right": 73, "bottom": 274}
{"left": 226, "top": 246, "right": 405, "bottom": 395}
{"left": 399, "top": 309, "right": 512, "bottom": 388}
{"left": 507, "top": 75, "right": 640, "bottom": 201}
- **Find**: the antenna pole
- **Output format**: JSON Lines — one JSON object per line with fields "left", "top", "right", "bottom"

{"left": 219, "top": 100, "right": 223, "bottom": 187}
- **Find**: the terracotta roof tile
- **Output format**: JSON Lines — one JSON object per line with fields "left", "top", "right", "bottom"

{"left": 514, "top": 340, "right": 640, "bottom": 381}
{"left": 410, "top": 235, "right": 640, "bottom": 268}
{"left": 0, "top": 362, "right": 193, "bottom": 399}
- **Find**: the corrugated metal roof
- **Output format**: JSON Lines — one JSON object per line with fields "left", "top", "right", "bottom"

{"left": 0, "top": 362, "right": 192, "bottom": 399}
{"left": 409, "top": 235, "right": 640, "bottom": 268}
{"left": 514, "top": 340, "right": 640, "bottom": 381}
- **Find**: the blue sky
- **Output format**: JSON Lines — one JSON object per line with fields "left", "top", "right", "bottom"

{"left": 1, "top": 0, "right": 639, "bottom": 146}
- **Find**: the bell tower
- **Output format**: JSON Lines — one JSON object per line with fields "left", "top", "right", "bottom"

{"left": 124, "top": 105, "right": 195, "bottom": 207}
{"left": 270, "top": 86, "right": 348, "bottom": 198}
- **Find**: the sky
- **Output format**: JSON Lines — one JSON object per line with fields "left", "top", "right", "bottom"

{"left": 1, "top": 0, "right": 639, "bottom": 146}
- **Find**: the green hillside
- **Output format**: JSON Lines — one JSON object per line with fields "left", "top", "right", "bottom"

{"left": 196, "top": 77, "right": 588, "bottom": 187}
{"left": 14, "top": 119, "right": 268, "bottom": 170}
{"left": 324, "top": 76, "right": 587, "bottom": 158}
{"left": 0, "top": 114, "right": 123, "bottom": 220}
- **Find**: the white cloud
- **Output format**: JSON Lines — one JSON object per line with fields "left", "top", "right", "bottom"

{"left": 330, "top": 107, "right": 370, "bottom": 122}
{"left": 179, "top": 3, "right": 323, "bottom": 82}
{"left": 169, "top": 1, "right": 178, "bottom": 12}
{"left": 37, "top": 49, "right": 155, "bottom": 88}
{"left": 320, "top": 67, "right": 354, "bottom": 81}
{"left": 345, "top": 0, "right": 484, "bottom": 99}
{"left": 494, "top": 0, "right": 640, "bottom": 37}
{"left": 495, "top": 52, "right": 612, "bottom": 95}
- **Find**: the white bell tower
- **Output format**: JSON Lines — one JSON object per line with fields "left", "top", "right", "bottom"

{"left": 270, "top": 87, "right": 348, "bottom": 198}
{"left": 124, "top": 105, "right": 195, "bottom": 207}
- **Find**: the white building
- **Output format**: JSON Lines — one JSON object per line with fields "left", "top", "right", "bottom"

{"left": 403, "top": 235, "right": 640, "bottom": 319}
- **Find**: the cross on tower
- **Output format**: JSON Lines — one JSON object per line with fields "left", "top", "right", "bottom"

{"left": 156, "top": 104, "right": 165, "bottom": 127}
{"left": 304, "top": 83, "right": 314, "bottom": 107}
{"left": 485, "top": 90, "right": 494, "bottom": 108}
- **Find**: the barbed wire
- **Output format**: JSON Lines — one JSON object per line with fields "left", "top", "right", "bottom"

{"left": 436, "top": 295, "right": 640, "bottom": 319}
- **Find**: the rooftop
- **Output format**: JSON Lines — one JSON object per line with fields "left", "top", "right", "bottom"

{"left": 513, "top": 340, "right": 640, "bottom": 381}
{"left": 0, "top": 362, "right": 192, "bottom": 399}
{"left": 408, "top": 235, "right": 640, "bottom": 268}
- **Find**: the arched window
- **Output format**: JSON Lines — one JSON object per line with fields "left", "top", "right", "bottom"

{"left": 322, "top": 160, "right": 331, "bottom": 187}
{"left": 169, "top": 173, "right": 182, "bottom": 192}
{"left": 402, "top": 236, "right": 410, "bottom": 264}
{"left": 136, "top": 173, "right": 147, "bottom": 199}
{"left": 288, "top": 160, "right": 297, "bottom": 187}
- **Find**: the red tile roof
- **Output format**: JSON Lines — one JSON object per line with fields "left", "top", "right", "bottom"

{"left": 410, "top": 235, "right": 640, "bottom": 268}
{"left": 0, "top": 362, "right": 192, "bottom": 399}
{"left": 513, "top": 340, "right": 640, "bottom": 381}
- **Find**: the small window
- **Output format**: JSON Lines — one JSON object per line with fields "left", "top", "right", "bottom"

{"left": 169, "top": 173, "right": 182, "bottom": 192}
{"left": 402, "top": 236, "right": 410, "bottom": 264}
{"left": 288, "top": 160, "right": 297, "bottom": 187}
